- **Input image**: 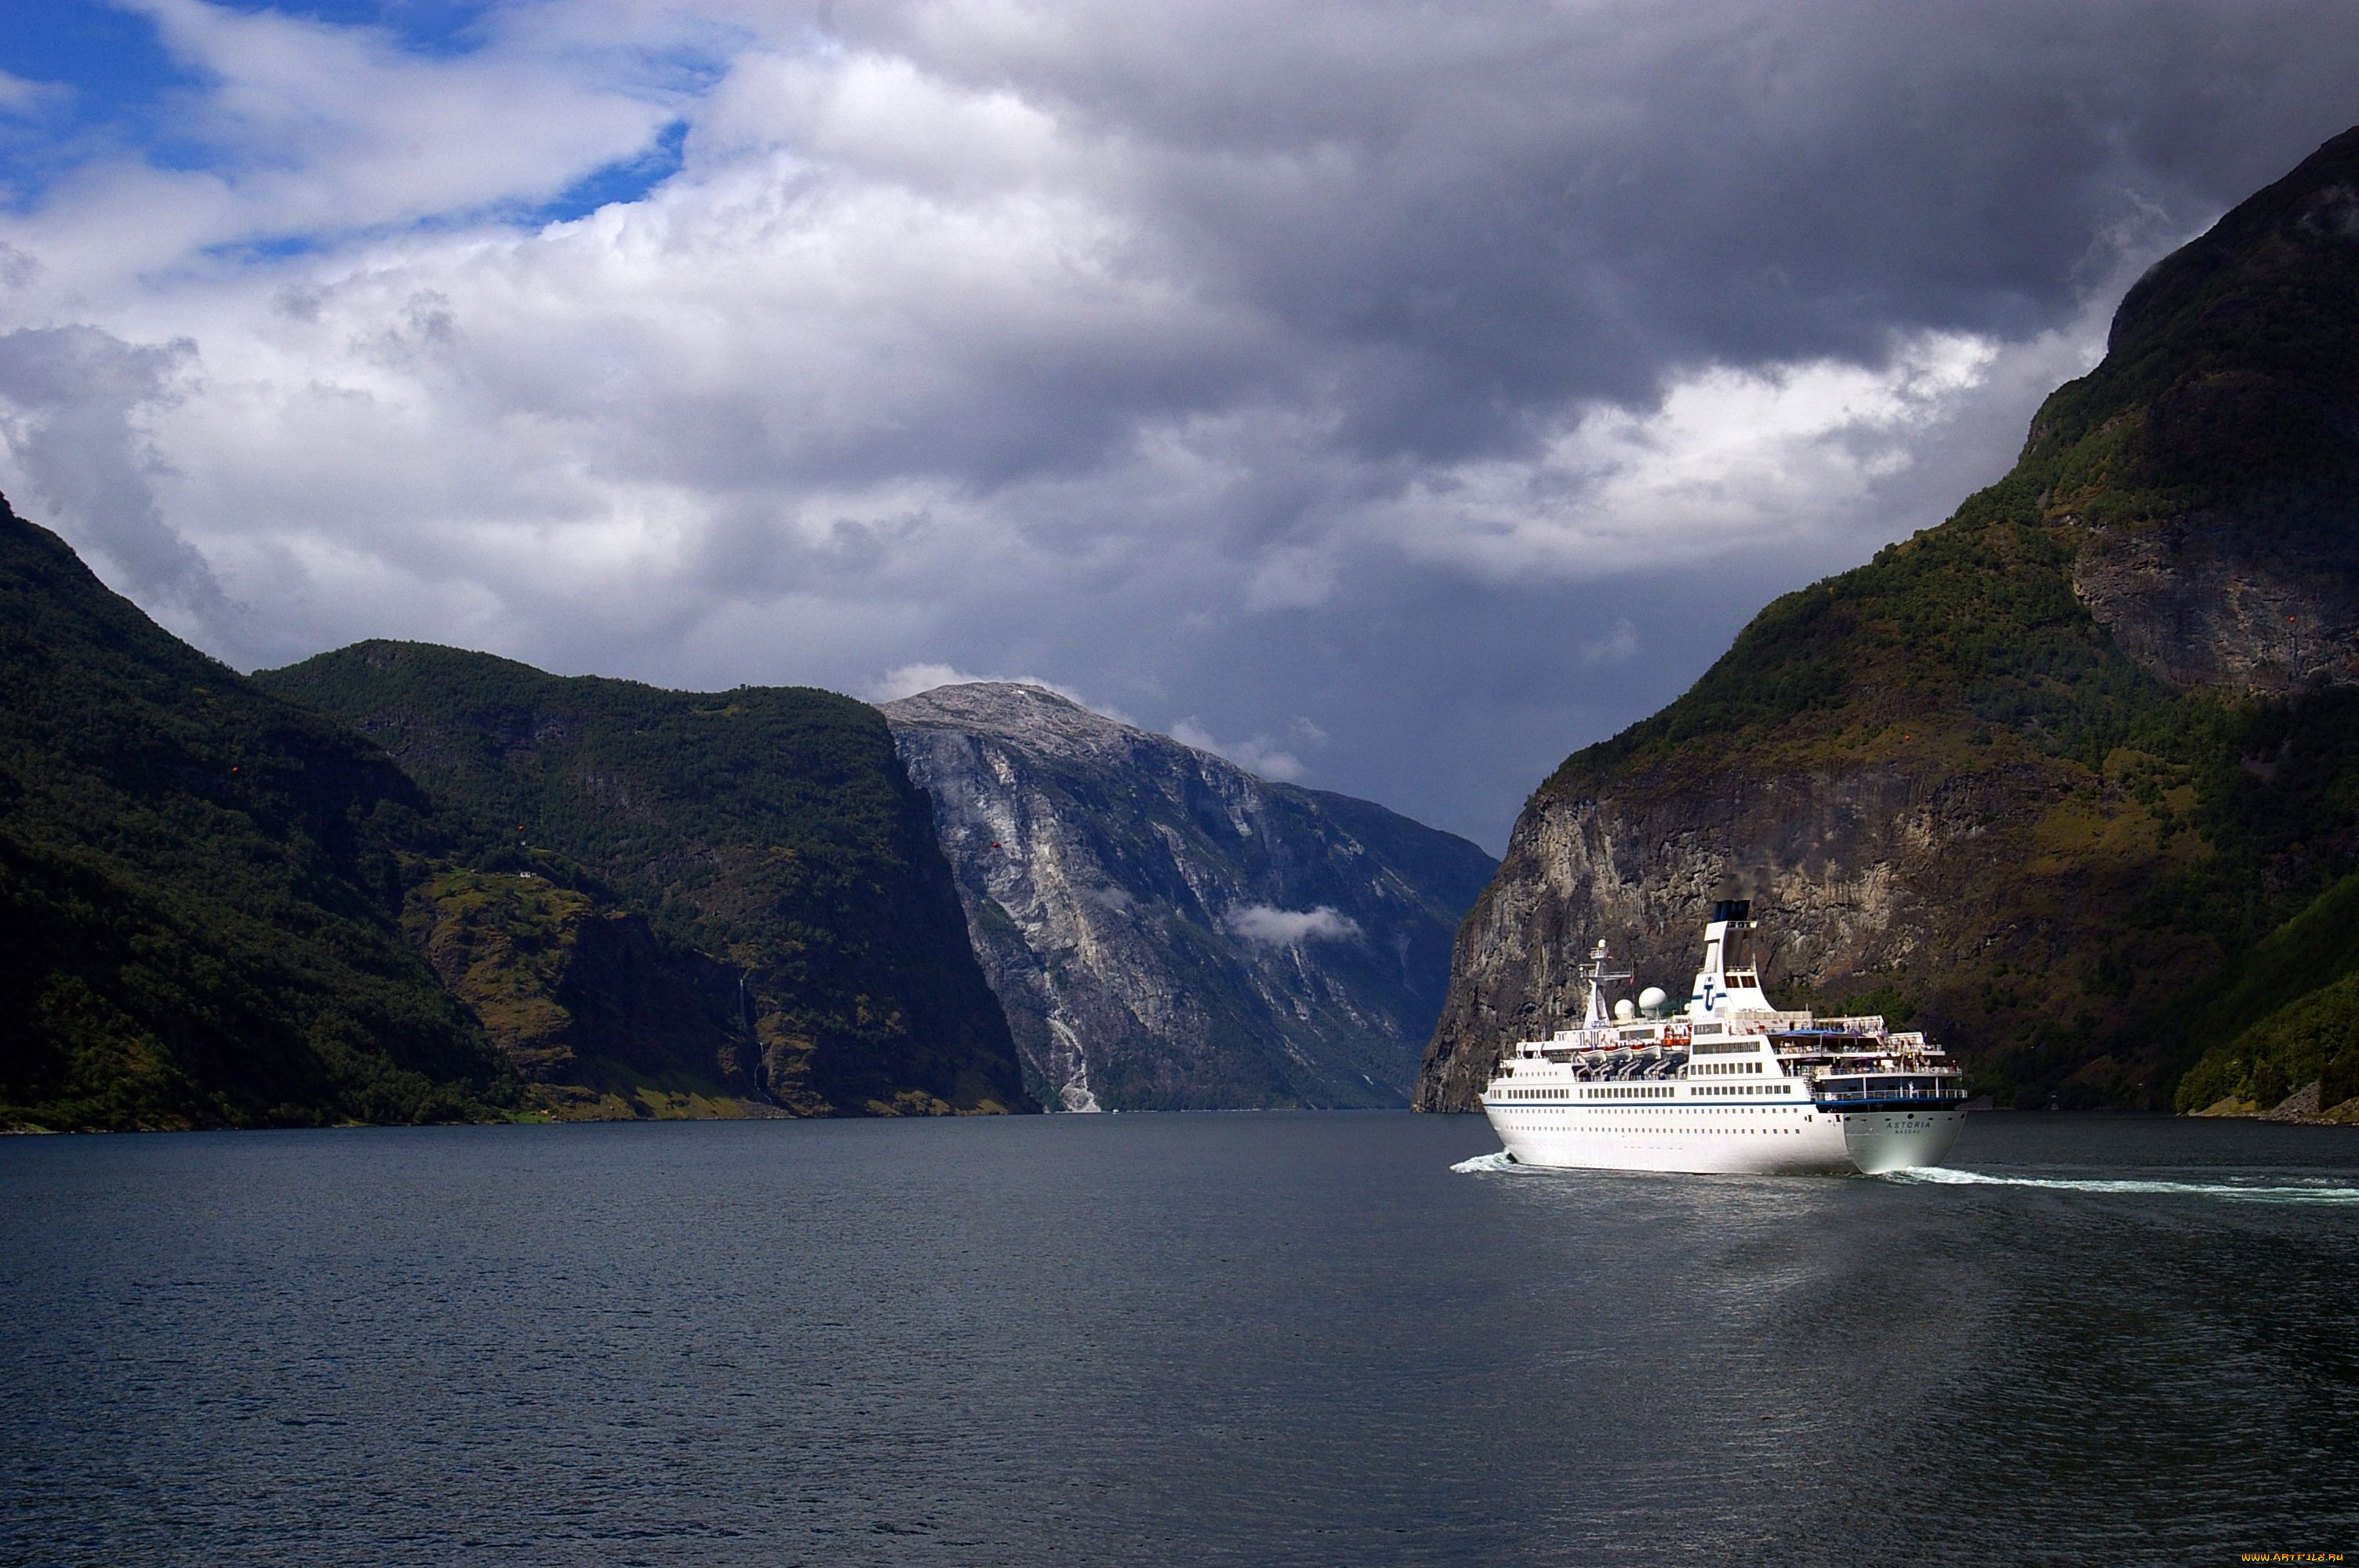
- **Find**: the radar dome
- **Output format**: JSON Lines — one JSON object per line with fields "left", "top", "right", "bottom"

{"left": 1637, "top": 986, "right": 1668, "bottom": 1017}
{"left": 1613, "top": 999, "right": 1636, "bottom": 1022}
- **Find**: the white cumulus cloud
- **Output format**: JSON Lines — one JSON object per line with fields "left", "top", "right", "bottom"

{"left": 1229, "top": 904, "right": 1364, "bottom": 947}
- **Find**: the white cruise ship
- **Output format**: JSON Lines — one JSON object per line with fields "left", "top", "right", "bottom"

{"left": 1480, "top": 901, "right": 1967, "bottom": 1175}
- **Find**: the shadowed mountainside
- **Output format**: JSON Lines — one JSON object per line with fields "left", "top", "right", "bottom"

{"left": 261, "top": 644, "right": 1033, "bottom": 1116}
{"left": 0, "top": 499, "right": 517, "bottom": 1130}
{"left": 394, "top": 864, "right": 773, "bottom": 1120}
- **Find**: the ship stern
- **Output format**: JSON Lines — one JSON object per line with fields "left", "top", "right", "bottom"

{"left": 1839, "top": 1109, "right": 1967, "bottom": 1174}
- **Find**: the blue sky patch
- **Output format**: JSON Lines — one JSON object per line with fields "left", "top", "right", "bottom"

{"left": 2, "top": 2, "right": 697, "bottom": 228}
{"left": 525, "top": 118, "right": 688, "bottom": 228}
{"left": 0, "top": 2, "right": 506, "bottom": 202}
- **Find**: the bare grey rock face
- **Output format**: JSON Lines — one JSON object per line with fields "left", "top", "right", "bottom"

{"left": 883, "top": 683, "right": 1495, "bottom": 1110}
{"left": 2259, "top": 1080, "right": 2325, "bottom": 1122}
{"left": 1411, "top": 757, "right": 2063, "bottom": 1112}
{"left": 2070, "top": 512, "right": 2359, "bottom": 695}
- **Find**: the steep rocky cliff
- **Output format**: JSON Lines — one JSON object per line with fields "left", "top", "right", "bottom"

{"left": 1420, "top": 125, "right": 2359, "bottom": 1114}
{"left": 263, "top": 645, "right": 1033, "bottom": 1116}
{"left": 884, "top": 683, "right": 1496, "bottom": 1109}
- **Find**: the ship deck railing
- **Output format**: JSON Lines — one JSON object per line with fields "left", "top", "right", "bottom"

{"left": 1782, "top": 1047, "right": 1954, "bottom": 1066}
{"left": 1811, "top": 1082, "right": 1968, "bottom": 1103}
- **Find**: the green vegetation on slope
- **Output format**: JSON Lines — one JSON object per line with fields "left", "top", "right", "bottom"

{"left": 259, "top": 644, "right": 1031, "bottom": 1116}
{"left": 1554, "top": 477, "right": 2189, "bottom": 784}
{"left": 2175, "top": 972, "right": 2359, "bottom": 1116}
{"left": 0, "top": 499, "right": 518, "bottom": 1131}
{"left": 2172, "top": 869, "right": 2359, "bottom": 1113}
{"left": 1527, "top": 126, "right": 2359, "bottom": 1109}
{"left": 401, "top": 865, "right": 764, "bottom": 1119}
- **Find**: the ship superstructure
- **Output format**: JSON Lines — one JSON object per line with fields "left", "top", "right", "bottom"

{"left": 1478, "top": 901, "right": 1967, "bottom": 1174}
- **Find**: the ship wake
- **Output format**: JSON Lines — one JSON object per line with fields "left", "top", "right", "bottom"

{"left": 1891, "top": 1167, "right": 2359, "bottom": 1205}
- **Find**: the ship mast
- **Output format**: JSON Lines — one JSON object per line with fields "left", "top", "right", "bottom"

{"left": 1579, "top": 939, "right": 1632, "bottom": 1034}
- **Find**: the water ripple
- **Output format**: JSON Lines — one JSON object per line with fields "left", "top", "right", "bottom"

{"left": 1891, "top": 1164, "right": 2359, "bottom": 1203}
{"left": 4, "top": 1112, "right": 2354, "bottom": 1567}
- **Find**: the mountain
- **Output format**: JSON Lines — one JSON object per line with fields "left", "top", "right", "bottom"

{"left": 882, "top": 682, "right": 1496, "bottom": 1109}
{"left": 1419, "top": 125, "right": 2359, "bottom": 1117}
{"left": 260, "top": 644, "right": 1033, "bottom": 1116}
{"left": 0, "top": 497, "right": 515, "bottom": 1130}
{"left": 394, "top": 863, "right": 770, "bottom": 1120}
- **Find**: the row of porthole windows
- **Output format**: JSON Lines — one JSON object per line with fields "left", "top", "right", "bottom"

{"left": 1499, "top": 1092, "right": 1810, "bottom": 1109}
{"left": 1512, "top": 1108, "right": 1816, "bottom": 1129}
{"left": 1502, "top": 1083, "right": 1707, "bottom": 1100}
{"left": 1572, "top": 1106, "right": 1803, "bottom": 1112}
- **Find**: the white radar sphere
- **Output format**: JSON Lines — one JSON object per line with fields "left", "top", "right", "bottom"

{"left": 1614, "top": 999, "right": 1636, "bottom": 1021}
{"left": 1637, "top": 986, "right": 1669, "bottom": 1016}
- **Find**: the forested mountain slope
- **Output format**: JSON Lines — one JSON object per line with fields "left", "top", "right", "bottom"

{"left": 0, "top": 499, "right": 515, "bottom": 1129}
{"left": 263, "top": 645, "right": 1032, "bottom": 1116}
{"left": 1420, "top": 125, "right": 2359, "bottom": 1117}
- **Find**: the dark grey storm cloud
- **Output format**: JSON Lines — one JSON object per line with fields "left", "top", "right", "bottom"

{"left": 2, "top": 0, "right": 2356, "bottom": 846}
{"left": 833, "top": 0, "right": 2359, "bottom": 449}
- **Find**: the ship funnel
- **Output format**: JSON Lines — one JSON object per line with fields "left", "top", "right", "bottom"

{"left": 1688, "top": 902, "right": 1772, "bottom": 1018}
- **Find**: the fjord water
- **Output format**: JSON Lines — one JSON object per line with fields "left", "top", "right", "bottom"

{"left": 3, "top": 1115, "right": 2352, "bottom": 1566}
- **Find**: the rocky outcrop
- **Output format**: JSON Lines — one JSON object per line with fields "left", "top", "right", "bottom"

{"left": 2057, "top": 151, "right": 2359, "bottom": 695}
{"left": 1412, "top": 746, "right": 2179, "bottom": 1110}
{"left": 2259, "top": 1080, "right": 2324, "bottom": 1122}
{"left": 2071, "top": 514, "right": 2359, "bottom": 694}
{"left": 885, "top": 683, "right": 1495, "bottom": 1110}
{"left": 1420, "top": 126, "right": 2359, "bottom": 1114}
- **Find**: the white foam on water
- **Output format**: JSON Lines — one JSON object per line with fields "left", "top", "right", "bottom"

{"left": 1449, "top": 1151, "right": 1520, "bottom": 1174}
{"left": 1891, "top": 1166, "right": 2359, "bottom": 1205}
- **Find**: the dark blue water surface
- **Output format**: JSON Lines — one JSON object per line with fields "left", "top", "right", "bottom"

{"left": 3, "top": 1112, "right": 2354, "bottom": 1566}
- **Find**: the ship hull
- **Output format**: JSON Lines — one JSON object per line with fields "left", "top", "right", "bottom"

{"left": 1836, "top": 1107, "right": 1968, "bottom": 1174}
{"left": 1483, "top": 1102, "right": 1965, "bottom": 1177}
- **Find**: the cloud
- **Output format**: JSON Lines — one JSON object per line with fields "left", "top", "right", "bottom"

{"left": 0, "top": 71, "right": 67, "bottom": 119}
{"left": 867, "top": 662, "right": 1109, "bottom": 712}
{"left": 2, "top": 0, "right": 2356, "bottom": 846}
{"left": 1170, "top": 717, "right": 1307, "bottom": 782}
{"left": 0, "top": 244, "right": 39, "bottom": 293}
{"left": 1581, "top": 619, "right": 1641, "bottom": 668}
{"left": 0, "top": 325, "right": 224, "bottom": 619}
{"left": 1229, "top": 903, "right": 1365, "bottom": 947}
{"left": 1365, "top": 331, "right": 2012, "bottom": 579}
{"left": 871, "top": 662, "right": 1035, "bottom": 702}
{"left": 6, "top": 0, "right": 694, "bottom": 300}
